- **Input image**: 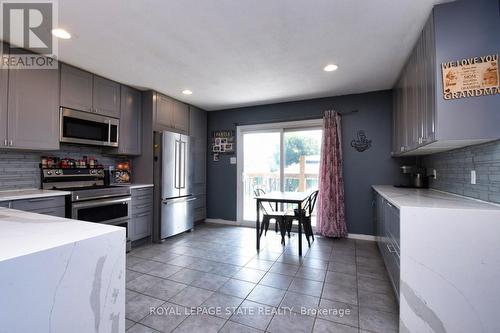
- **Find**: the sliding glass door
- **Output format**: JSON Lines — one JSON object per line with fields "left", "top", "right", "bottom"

{"left": 242, "top": 131, "right": 281, "bottom": 221}
{"left": 237, "top": 120, "right": 322, "bottom": 224}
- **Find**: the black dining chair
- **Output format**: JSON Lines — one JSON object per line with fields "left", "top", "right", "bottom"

{"left": 254, "top": 187, "right": 289, "bottom": 244}
{"left": 285, "top": 190, "right": 319, "bottom": 247}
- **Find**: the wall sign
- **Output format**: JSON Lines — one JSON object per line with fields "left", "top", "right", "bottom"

{"left": 351, "top": 130, "right": 372, "bottom": 152}
{"left": 211, "top": 130, "right": 235, "bottom": 161}
{"left": 441, "top": 54, "right": 499, "bottom": 100}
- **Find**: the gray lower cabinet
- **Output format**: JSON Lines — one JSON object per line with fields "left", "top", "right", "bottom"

{"left": 6, "top": 59, "right": 59, "bottom": 150}
{"left": 189, "top": 106, "right": 207, "bottom": 222}
{"left": 129, "top": 187, "right": 153, "bottom": 241}
{"left": 0, "top": 201, "right": 10, "bottom": 208}
{"left": 374, "top": 191, "right": 400, "bottom": 299}
{"left": 111, "top": 85, "right": 142, "bottom": 155}
{"left": 60, "top": 64, "right": 93, "bottom": 113}
{"left": 154, "top": 93, "right": 189, "bottom": 134}
{"left": 9, "top": 196, "right": 66, "bottom": 217}
{"left": 92, "top": 76, "right": 121, "bottom": 118}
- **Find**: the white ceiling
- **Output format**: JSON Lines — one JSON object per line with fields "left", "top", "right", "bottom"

{"left": 55, "top": 0, "right": 449, "bottom": 110}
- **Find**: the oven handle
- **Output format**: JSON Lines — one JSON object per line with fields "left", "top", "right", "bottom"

{"left": 72, "top": 196, "right": 131, "bottom": 209}
{"left": 107, "top": 120, "right": 111, "bottom": 144}
{"left": 105, "top": 218, "right": 129, "bottom": 227}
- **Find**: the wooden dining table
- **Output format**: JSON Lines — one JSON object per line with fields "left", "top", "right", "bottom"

{"left": 255, "top": 191, "right": 311, "bottom": 256}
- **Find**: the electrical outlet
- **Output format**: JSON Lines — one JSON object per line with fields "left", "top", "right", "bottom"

{"left": 471, "top": 170, "right": 477, "bottom": 185}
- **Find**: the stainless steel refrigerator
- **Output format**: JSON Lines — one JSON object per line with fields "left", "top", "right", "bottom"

{"left": 153, "top": 131, "right": 197, "bottom": 241}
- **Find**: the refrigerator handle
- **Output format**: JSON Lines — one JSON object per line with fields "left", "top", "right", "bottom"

{"left": 174, "top": 140, "right": 180, "bottom": 189}
{"left": 180, "top": 141, "right": 187, "bottom": 189}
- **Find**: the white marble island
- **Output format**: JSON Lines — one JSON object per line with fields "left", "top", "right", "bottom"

{"left": 372, "top": 186, "right": 500, "bottom": 333}
{"left": 0, "top": 208, "right": 126, "bottom": 333}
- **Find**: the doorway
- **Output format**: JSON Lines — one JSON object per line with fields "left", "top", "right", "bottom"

{"left": 236, "top": 119, "right": 322, "bottom": 224}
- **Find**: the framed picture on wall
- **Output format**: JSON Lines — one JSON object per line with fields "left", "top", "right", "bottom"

{"left": 211, "top": 130, "right": 235, "bottom": 155}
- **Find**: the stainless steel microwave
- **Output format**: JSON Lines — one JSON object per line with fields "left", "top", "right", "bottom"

{"left": 60, "top": 108, "right": 119, "bottom": 147}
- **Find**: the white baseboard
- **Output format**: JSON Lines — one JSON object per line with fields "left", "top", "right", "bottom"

{"left": 346, "top": 233, "right": 376, "bottom": 241}
{"left": 204, "top": 218, "right": 240, "bottom": 226}
{"left": 204, "top": 218, "right": 376, "bottom": 241}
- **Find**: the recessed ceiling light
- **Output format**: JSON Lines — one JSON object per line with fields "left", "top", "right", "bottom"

{"left": 52, "top": 28, "right": 71, "bottom": 39}
{"left": 323, "top": 64, "right": 338, "bottom": 72}
{"left": 182, "top": 90, "right": 193, "bottom": 95}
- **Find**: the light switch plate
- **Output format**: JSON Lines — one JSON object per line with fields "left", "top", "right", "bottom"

{"left": 471, "top": 170, "right": 477, "bottom": 185}
{"left": 230, "top": 157, "right": 237, "bottom": 164}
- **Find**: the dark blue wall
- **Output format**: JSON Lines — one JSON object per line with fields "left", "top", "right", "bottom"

{"left": 207, "top": 90, "right": 409, "bottom": 235}
{"left": 434, "top": 0, "right": 500, "bottom": 139}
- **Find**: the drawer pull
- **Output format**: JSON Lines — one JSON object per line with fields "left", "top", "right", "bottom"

{"left": 135, "top": 212, "right": 151, "bottom": 218}
{"left": 133, "top": 188, "right": 153, "bottom": 193}
{"left": 27, "top": 197, "right": 56, "bottom": 203}
{"left": 134, "top": 203, "right": 152, "bottom": 209}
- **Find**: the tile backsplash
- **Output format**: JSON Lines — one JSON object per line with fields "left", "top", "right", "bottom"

{"left": 0, "top": 144, "right": 127, "bottom": 190}
{"left": 422, "top": 139, "right": 500, "bottom": 204}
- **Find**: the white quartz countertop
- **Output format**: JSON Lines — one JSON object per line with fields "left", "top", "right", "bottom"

{"left": 129, "top": 184, "right": 154, "bottom": 189}
{"left": 0, "top": 188, "right": 70, "bottom": 202}
{"left": 0, "top": 208, "right": 124, "bottom": 262}
{"left": 113, "top": 183, "right": 153, "bottom": 189}
{"left": 372, "top": 185, "right": 500, "bottom": 210}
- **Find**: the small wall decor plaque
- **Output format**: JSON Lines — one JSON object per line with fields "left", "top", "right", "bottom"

{"left": 212, "top": 130, "right": 235, "bottom": 157}
{"left": 351, "top": 130, "right": 372, "bottom": 152}
{"left": 441, "top": 54, "right": 499, "bottom": 100}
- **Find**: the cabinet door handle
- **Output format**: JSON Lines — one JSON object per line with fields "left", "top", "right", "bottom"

{"left": 134, "top": 203, "right": 151, "bottom": 209}
{"left": 134, "top": 212, "right": 151, "bottom": 218}
{"left": 27, "top": 197, "right": 55, "bottom": 203}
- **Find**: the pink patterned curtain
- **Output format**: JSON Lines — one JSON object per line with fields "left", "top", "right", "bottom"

{"left": 317, "top": 110, "right": 348, "bottom": 238}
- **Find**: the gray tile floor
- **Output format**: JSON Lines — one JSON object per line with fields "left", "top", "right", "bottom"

{"left": 126, "top": 223, "right": 399, "bottom": 333}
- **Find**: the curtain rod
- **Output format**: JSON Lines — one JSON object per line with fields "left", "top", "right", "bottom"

{"left": 233, "top": 109, "right": 359, "bottom": 127}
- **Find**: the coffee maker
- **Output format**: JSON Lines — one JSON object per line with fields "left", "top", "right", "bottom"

{"left": 398, "top": 165, "right": 428, "bottom": 188}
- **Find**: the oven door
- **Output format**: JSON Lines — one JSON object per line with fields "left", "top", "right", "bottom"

{"left": 60, "top": 108, "right": 119, "bottom": 147}
{"left": 71, "top": 196, "right": 131, "bottom": 225}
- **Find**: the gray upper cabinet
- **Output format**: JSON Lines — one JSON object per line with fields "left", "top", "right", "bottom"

{"left": 393, "top": 1, "right": 500, "bottom": 156}
{"left": 115, "top": 85, "right": 142, "bottom": 155}
{"left": 393, "top": 18, "right": 436, "bottom": 156}
{"left": 60, "top": 64, "right": 93, "bottom": 113}
{"left": 154, "top": 93, "right": 189, "bottom": 134}
{"left": 0, "top": 44, "right": 8, "bottom": 147}
{"left": 93, "top": 76, "right": 121, "bottom": 118}
{"left": 155, "top": 93, "right": 175, "bottom": 130}
{"left": 173, "top": 102, "right": 189, "bottom": 133}
{"left": 60, "top": 63, "right": 120, "bottom": 118}
{"left": 7, "top": 58, "right": 59, "bottom": 150}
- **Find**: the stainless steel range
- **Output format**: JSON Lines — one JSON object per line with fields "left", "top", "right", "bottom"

{"left": 41, "top": 168, "right": 132, "bottom": 251}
